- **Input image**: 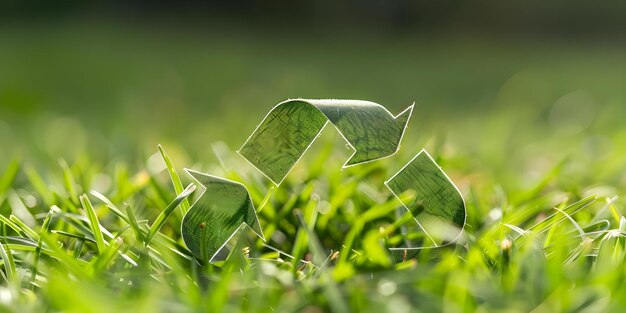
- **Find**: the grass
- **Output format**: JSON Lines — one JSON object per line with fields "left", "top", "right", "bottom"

{"left": 0, "top": 135, "right": 625, "bottom": 312}
{"left": 0, "top": 23, "right": 626, "bottom": 312}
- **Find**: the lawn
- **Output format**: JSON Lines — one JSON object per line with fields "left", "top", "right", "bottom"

{"left": 1, "top": 22, "right": 626, "bottom": 312}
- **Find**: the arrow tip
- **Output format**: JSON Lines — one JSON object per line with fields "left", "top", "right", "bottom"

{"left": 184, "top": 168, "right": 237, "bottom": 187}
{"left": 343, "top": 103, "right": 415, "bottom": 167}
{"left": 394, "top": 103, "right": 414, "bottom": 131}
{"left": 184, "top": 168, "right": 208, "bottom": 183}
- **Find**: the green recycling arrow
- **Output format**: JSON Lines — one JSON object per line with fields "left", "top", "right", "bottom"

{"left": 385, "top": 149, "right": 466, "bottom": 249}
{"left": 238, "top": 99, "right": 414, "bottom": 185}
{"left": 182, "top": 169, "right": 264, "bottom": 262}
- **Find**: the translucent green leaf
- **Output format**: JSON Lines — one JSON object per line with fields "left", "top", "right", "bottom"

{"left": 238, "top": 99, "right": 414, "bottom": 185}
{"left": 181, "top": 169, "right": 264, "bottom": 262}
{"left": 386, "top": 149, "right": 466, "bottom": 249}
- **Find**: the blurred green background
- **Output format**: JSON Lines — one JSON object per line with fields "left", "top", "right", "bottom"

{"left": 1, "top": 0, "right": 625, "bottom": 193}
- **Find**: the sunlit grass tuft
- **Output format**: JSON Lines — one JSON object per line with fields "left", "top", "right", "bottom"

{"left": 0, "top": 140, "right": 624, "bottom": 312}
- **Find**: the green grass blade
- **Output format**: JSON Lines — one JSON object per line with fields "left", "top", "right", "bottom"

{"left": 0, "top": 241, "right": 19, "bottom": 288}
{"left": 145, "top": 183, "right": 196, "bottom": 246}
{"left": 255, "top": 185, "right": 276, "bottom": 214}
{"left": 60, "top": 160, "right": 79, "bottom": 205}
{"left": 39, "top": 232, "right": 88, "bottom": 279}
{"left": 79, "top": 194, "right": 106, "bottom": 254}
{"left": 158, "top": 144, "right": 190, "bottom": 214}
{"left": 126, "top": 204, "right": 145, "bottom": 243}
{"left": 9, "top": 215, "right": 39, "bottom": 240}
{"left": 91, "top": 237, "right": 125, "bottom": 274}
{"left": 51, "top": 230, "right": 97, "bottom": 243}
{"left": 294, "top": 209, "right": 349, "bottom": 313}
{"left": 527, "top": 195, "right": 598, "bottom": 235}
{"left": 30, "top": 207, "right": 55, "bottom": 289}
{"left": 0, "top": 215, "right": 25, "bottom": 237}
{"left": 90, "top": 226, "right": 133, "bottom": 274}
{"left": 90, "top": 190, "right": 130, "bottom": 223}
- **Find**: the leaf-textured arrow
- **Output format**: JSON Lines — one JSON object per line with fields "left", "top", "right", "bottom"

{"left": 238, "top": 99, "right": 414, "bottom": 185}
{"left": 182, "top": 169, "right": 264, "bottom": 262}
{"left": 385, "top": 150, "right": 466, "bottom": 249}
